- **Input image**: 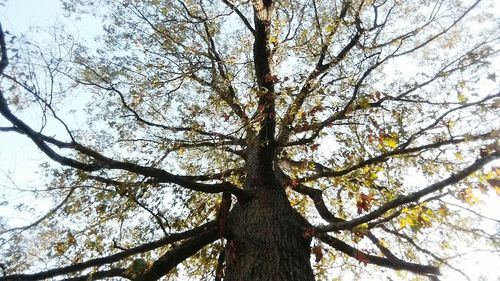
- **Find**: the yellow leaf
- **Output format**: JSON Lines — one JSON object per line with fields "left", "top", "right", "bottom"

{"left": 55, "top": 242, "right": 67, "bottom": 255}
{"left": 455, "top": 152, "right": 464, "bottom": 160}
{"left": 381, "top": 133, "right": 398, "bottom": 149}
{"left": 358, "top": 97, "right": 370, "bottom": 109}
{"left": 378, "top": 239, "right": 387, "bottom": 248}
{"left": 399, "top": 216, "right": 414, "bottom": 228}
{"left": 437, "top": 205, "right": 448, "bottom": 217}
{"left": 459, "top": 188, "right": 480, "bottom": 205}
{"left": 457, "top": 93, "right": 467, "bottom": 103}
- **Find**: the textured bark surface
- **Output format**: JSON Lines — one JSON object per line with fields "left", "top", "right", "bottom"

{"left": 221, "top": 1, "right": 315, "bottom": 279}
{"left": 224, "top": 182, "right": 314, "bottom": 281}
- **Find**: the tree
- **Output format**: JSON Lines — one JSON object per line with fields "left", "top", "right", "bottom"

{"left": 0, "top": 0, "right": 499, "bottom": 280}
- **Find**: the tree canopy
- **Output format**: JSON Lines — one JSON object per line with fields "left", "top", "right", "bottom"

{"left": 0, "top": 0, "right": 499, "bottom": 280}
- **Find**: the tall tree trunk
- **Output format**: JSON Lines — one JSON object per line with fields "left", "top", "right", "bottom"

{"left": 224, "top": 182, "right": 315, "bottom": 281}
{"left": 222, "top": 1, "right": 315, "bottom": 280}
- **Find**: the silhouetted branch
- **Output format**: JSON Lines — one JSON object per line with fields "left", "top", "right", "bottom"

{"left": 0, "top": 221, "right": 216, "bottom": 281}
{"left": 0, "top": 93, "right": 251, "bottom": 201}
{"left": 0, "top": 186, "right": 76, "bottom": 235}
{"left": 320, "top": 151, "right": 499, "bottom": 232}
{"left": 137, "top": 227, "right": 219, "bottom": 281}
{"left": 318, "top": 233, "right": 440, "bottom": 276}
{"left": 221, "top": 0, "right": 255, "bottom": 35}
{"left": 61, "top": 268, "right": 129, "bottom": 281}
{"left": 300, "top": 132, "right": 493, "bottom": 181}
{"left": 0, "top": 22, "right": 8, "bottom": 74}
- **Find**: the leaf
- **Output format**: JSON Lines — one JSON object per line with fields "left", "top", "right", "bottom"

{"left": 458, "top": 188, "right": 480, "bottom": 206}
{"left": 399, "top": 206, "right": 435, "bottom": 232}
{"left": 457, "top": 93, "right": 467, "bottom": 104}
{"left": 437, "top": 205, "right": 449, "bottom": 217}
{"left": 356, "top": 193, "right": 375, "bottom": 214}
{"left": 310, "top": 143, "right": 319, "bottom": 151}
{"left": 55, "top": 242, "right": 67, "bottom": 255}
{"left": 264, "top": 73, "right": 278, "bottom": 83}
{"left": 296, "top": 110, "right": 305, "bottom": 119}
{"left": 67, "top": 232, "right": 77, "bottom": 245}
{"left": 353, "top": 250, "right": 370, "bottom": 266}
{"left": 358, "top": 97, "right": 370, "bottom": 109}
{"left": 486, "top": 179, "right": 500, "bottom": 188}
{"left": 312, "top": 245, "right": 324, "bottom": 262}
{"left": 367, "top": 133, "right": 374, "bottom": 144}
{"left": 455, "top": 152, "right": 464, "bottom": 160}
{"left": 486, "top": 72, "right": 496, "bottom": 82}
{"left": 352, "top": 223, "right": 369, "bottom": 243}
{"left": 378, "top": 132, "right": 398, "bottom": 149}
{"left": 378, "top": 239, "right": 387, "bottom": 248}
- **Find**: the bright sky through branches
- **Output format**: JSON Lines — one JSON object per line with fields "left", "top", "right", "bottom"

{"left": 0, "top": 0, "right": 499, "bottom": 280}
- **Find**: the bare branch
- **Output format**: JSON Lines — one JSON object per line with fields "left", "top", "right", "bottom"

{"left": 221, "top": 0, "right": 255, "bottom": 35}
{"left": 394, "top": 0, "right": 481, "bottom": 57}
{"left": 137, "top": 226, "right": 218, "bottom": 281}
{"left": 0, "top": 186, "right": 76, "bottom": 235}
{"left": 301, "top": 132, "right": 493, "bottom": 182}
{"left": 318, "top": 233, "right": 440, "bottom": 276}
{"left": 277, "top": 16, "right": 362, "bottom": 146}
{"left": 381, "top": 226, "right": 472, "bottom": 281}
{"left": 61, "top": 268, "right": 129, "bottom": 281}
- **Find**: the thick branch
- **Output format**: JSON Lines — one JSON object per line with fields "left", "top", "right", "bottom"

{"left": 319, "top": 151, "right": 499, "bottom": 232}
{"left": 0, "top": 22, "right": 7, "bottom": 74}
{"left": 252, "top": 0, "right": 276, "bottom": 144}
{"left": 137, "top": 227, "right": 218, "bottom": 281}
{"left": 0, "top": 222, "right": 216, "bottom": 281}
{"left": 61, "top": 268, "right": 129, "bottom": 281}
{"left": 0, "top": 94, "right": 251, "bottom": 201}
{"left": 245, "top": 0, "right": 277, "bottom": 183}
{"left": 301, "top": 132, "right": 493, "bottom": 181}
{"left": 318, "top": 233, "right": 440, "bottom": 276}
{"left": 275, "top": 165, "right": 342, "bottom": 223}
{"left": 277, "top": 166, "right": 404, "bottom": 261}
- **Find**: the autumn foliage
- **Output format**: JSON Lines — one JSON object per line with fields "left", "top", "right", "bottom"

{"left": 0, "top": 0, "right": 499, "bottom": 280}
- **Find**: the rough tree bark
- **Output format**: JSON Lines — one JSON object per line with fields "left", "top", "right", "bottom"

{"left": 224, "top": 187, "right": 314, "bottom": 281}
{"left": 223, "top": 1, "right": 315, "bottom": 280}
